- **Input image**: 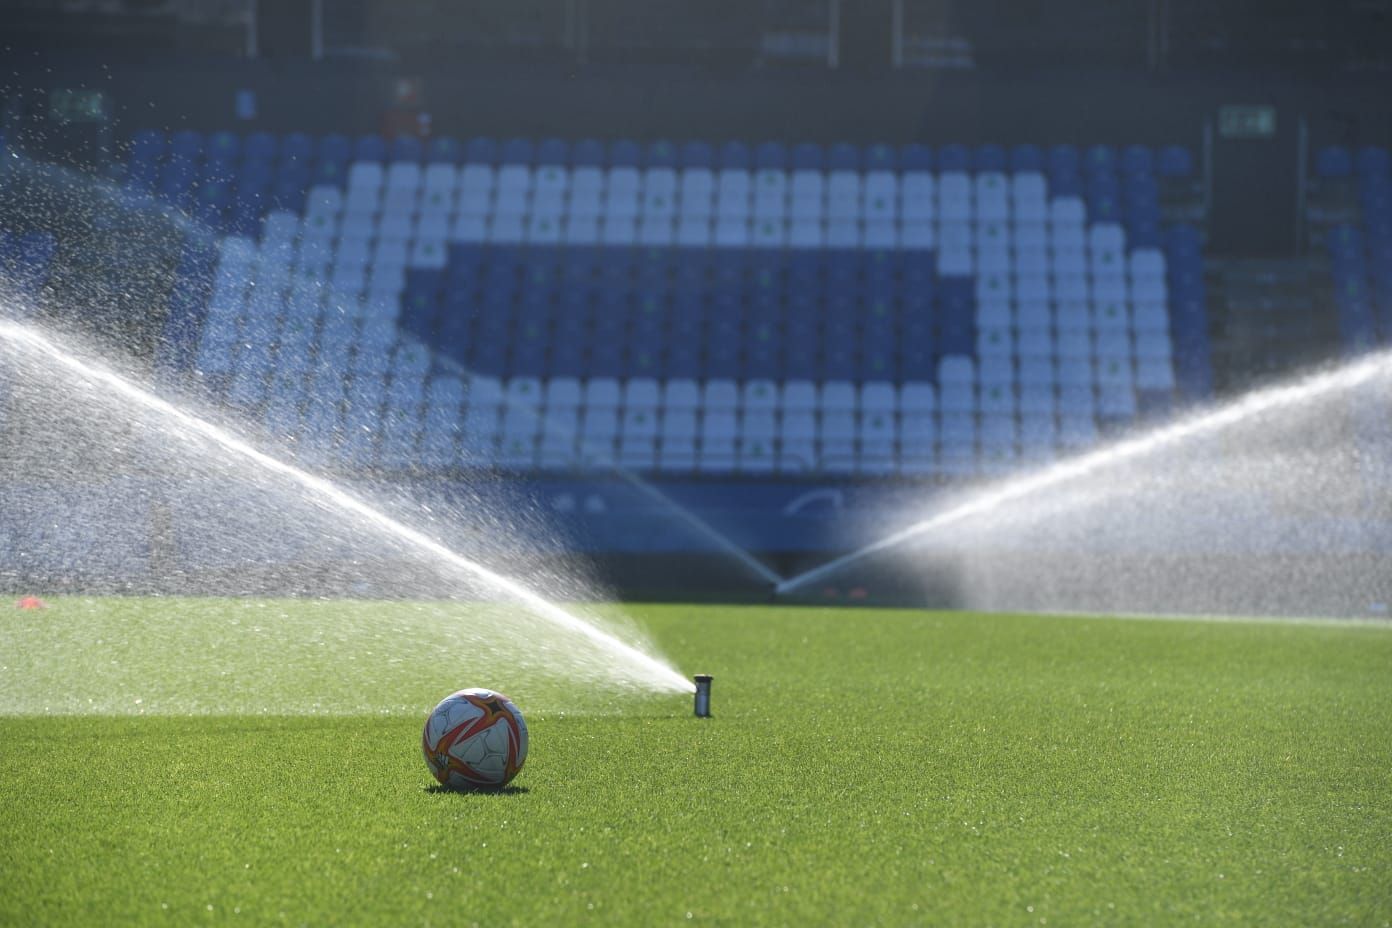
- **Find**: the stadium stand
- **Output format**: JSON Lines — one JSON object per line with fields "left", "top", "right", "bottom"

{"left": 0, "top": 230, "right": 58, "bottom": 310}
{"left": 1315, "top": 145, "right": 1392, "bottom": 352}
{"left": 127, "top": 131, "right": 1209, "bottom": 478}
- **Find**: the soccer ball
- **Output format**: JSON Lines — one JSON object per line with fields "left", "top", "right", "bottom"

{"left": 421, "top": 688, "right": 529, "bottom": 790}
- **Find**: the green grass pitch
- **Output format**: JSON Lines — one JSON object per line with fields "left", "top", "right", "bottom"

{"left": 2, "top": 599, "right": 1391, "bottom": 925}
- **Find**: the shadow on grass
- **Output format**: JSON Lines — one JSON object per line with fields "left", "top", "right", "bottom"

{"left": 424, "top": 784, "right": 530, "bottom": 796}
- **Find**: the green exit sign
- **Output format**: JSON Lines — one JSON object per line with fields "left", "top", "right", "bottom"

{"left": 1218, "top": 105, "right": 1277, "bottom": 140}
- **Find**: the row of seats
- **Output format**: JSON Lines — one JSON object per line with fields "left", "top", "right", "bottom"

{"left": 208, "top": 329, "right": 1173, "bottom": 397}
{"left": 258, "top": 372, "right": 1115, "bottom": 413}
{"left": 129, "top": 130, "right": 1185, "bottom": 247}
{"left": 203, "top": 230, "right": 1175, "bottom": 384}
{"left": 253, "top": 373, "right": 1111, "bottom": 476}
{"left": 318, "top": 172, "right": 1167, "bottom": 256}
{"left": 208, "top": 315, "right": 1163, "bottom": 414}
{"left": 277, "top": 222, "right": 1168, "bottom": 266}
{"left": 271, "top": 244, "right": 1170, "bottom": 309}
{"left": 1325, "top": 151, "right": 1392, "bottom": 346}
{"left": 327, "top": 163, "right": 1156, "bottom": 216}
{"left": 221, "top": 224, "right": 1180, "bottom": 305}
{"left": 132, "top": 129, "right": 1195, "bottom": 177}
{"left": 201, "top": 257, "right": 1175, "bottom": 389}
{"left": 1314, "top": 145, "right": 1392, "bottom": 179}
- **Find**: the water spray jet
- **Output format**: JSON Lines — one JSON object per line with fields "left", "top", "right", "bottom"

{"left": 777, "top": 350, "right": 1392, "bottom": 601}
{"left": 0, "top": 318, "right": 695, "bottom": 696}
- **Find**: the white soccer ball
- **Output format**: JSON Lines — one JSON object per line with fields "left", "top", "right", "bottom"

{"left": 421, "top": 688, "right": 529, "bottom": 790}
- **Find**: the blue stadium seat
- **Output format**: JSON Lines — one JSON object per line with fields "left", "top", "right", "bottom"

{"left": 203, "top": 146, "right": 239, "bottom": 183}
{"left": 1087, "top": 176, "right": 1122, "bottom": 221}
{"left": 975, "top": 144, "right": 1008, "bottom": 173}
{"left": 170, "top": 130, "right": 203, "bottom": 158}
{"left": 390, "top": 135, "right": 423, "bottom": 162}
{"left": 937, "top": 277, "right": 975, "bottom": 315}
{"left": 230, "top": 174, "right": 270, "bottom": 234}
{"left": 646, "top": 139, "right": 678, "bottom": 167}
{"left": 754, "top": 142, "right": 787, "bottom": 170}
{"left": 898, "top": 332, "right": 935, "bottom": 380}
{"left": 1166, "top": 223, "right": 1203, "bottom": 259}
{"left": 1315, "top": 146, "right": 1352, "bottom": 178}
{"left": 1127, "top": 217, "right": 1162, "bottom": 249}
{"left": 1124, "top": 171, "right": 1159, "bottom": 197}
{"left": 569, "top": 138, "right": 604, "bottom": 167}
{"left": 279, "top": 132, "right": 313, "bottom": 166}
{"left": 937, "top": 144, "right": 970, "bottom": 172}
{"left": 1047, "top": 172, "right": 1082, "bottom": 198}
{"left": 536, "top": 138, "right": 570, "bottom": 166}
{"left": 864, "top": 143, "right": 896, "bottom": 172}
{"left": 663, "top": 343, "right": 698, "bottom": 378}
{"left": 820, "top": 339, "right": 857, "bottom": 380}
{"left": 1372, "top": 241, "right": 1392, "bottom": 274}
{"left": 206, "top": 131, "right": 240, "bottom": 163}
{"left": 241, "top": 131, "right": 277, "bottom": 164}
{"left": 782, "top": 340, "right": 818, "bottom": 380}
{"left": 317, "top": 133, "right": 351, "bottom": 164}
{"left": 8, "top": 232, "right": 56, "bottom": 299}
{"left": 542, "top": 336, "right": 581, "bottom": 377}
{"left": 625, "top": 345, "right": 660, "bottom": 378}
{"left": 1156, "top": 144, "right": 1193, "bottom": 178}
{"left": 268, "top": 150, "right": 307, "bottom": 183}
{"left": 127, "top": 146, "right": 162, "bottom": 191}
{"left": 704, "top": 342, "right": 740, "bottom": 379}
{"left": 1356, "top": 146, "right": 1390, "bottom": 179}
{"left": 718, "top": 141, "right": 751, "bottom": 169}
{"left": 236, "top": 155, "right": 274, "bottom": 186}
{"left": 511, "top": 314, "right": 552, "bottom": 374}
{"left": 1009, "top": 144, "right": 1044, "bottom": 173}
{"left": 1084, "top": 144, "right": 1117, "bottom": 177}
{"left": 272, "top": 176, "right": 307, "bottom": 213}
{"left": 1047, "top": 144, "right": 1080, "bottom": 180}
{"left": 608, "top": 139, "right": 641, "bottom": 167}
{"left": 353, "top": 134, "right": 388, "bottom": 162}
{"left": 464, "top": 137, "right": 498, "bottom": 164}
{"left": 1121, "top": 144, "right": 1153, "bottom": 177}
{"left": 1331, "top": 240, "right": 1367, "bottom": 278}
{"left": 315, "top": 135, "right": 351, "bottom": 184}
{"left": 1335, "top": 284, "right": 1378, "bottom": 350}
{"left": 899, "top": 143, "right": 932, "bottom": 171}
{"left": 427, "top": 136, "right": 462, "bottom": 164}
{"left": 193, "top": 179, "right": 231, "bottom": 228}
{"left": 388, "top": 365, "right": 429, "bottom": 406}
{"left": 158, "top": 159, "right": 197, "bottom": 208}
{"left": 500, "top": 138, "right": 534, "bottom": 164}
{"left": 680, "top": 141, "right": 714, "bottom": 168}
{"left": 827, "top": 143, "right": 860, "bottom": 171}
{"left": 778, "top": 142, "right": 818, "bottom": 171}
{"left": 860, "top": 345, "right": 897, "bottom": 382}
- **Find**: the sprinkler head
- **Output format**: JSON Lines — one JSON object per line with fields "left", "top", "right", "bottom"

{"left": 693, "top": 674, "right": 712, "bottom": 718}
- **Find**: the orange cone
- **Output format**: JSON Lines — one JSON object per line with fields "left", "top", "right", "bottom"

{"left": 15, "top": 596, "right": 47, "bottom": 610}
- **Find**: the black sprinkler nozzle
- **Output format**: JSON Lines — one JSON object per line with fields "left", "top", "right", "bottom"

{"left": 693, "top": 674, "right": 713, "bottom": 718}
